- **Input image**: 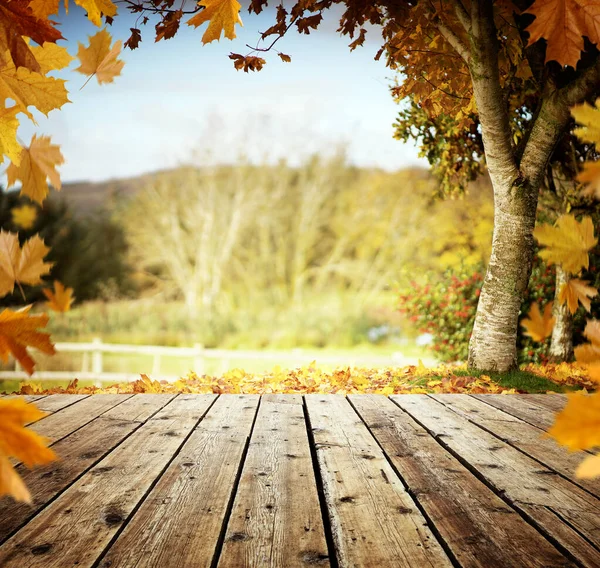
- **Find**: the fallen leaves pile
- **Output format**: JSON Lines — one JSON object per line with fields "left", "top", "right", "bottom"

{"left": 8, "top": 361, "right": 596, "bottom": 396}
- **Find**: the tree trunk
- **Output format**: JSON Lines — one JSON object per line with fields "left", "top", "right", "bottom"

{"left": 467, "top": 178, "right": 538, "bottom": 370}
{"left": 549, "top": 266, "right": 574, "bottom": 361}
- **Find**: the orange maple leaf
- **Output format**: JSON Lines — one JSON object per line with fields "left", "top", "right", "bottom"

{"left": 0, "top": 0, "right": 63, "bottom": 73}
{"left": 0, "top": 231, "right": 53, "bottom": 297}
{"left": 75, "top": 29, "right": 124, "bottom": 85}
{"left": 548, "top": 390, "right": 600, "bottom": 451}
{"left": 42, "top": 280, "right": 74, "bottom": 313}
{"left": 0, "top": 307, "right": 55, "bottom": 375}
{"left": 187, "top": 0, "right": 243, "bottom": 44}
{"left": 6, "top": 135, "right": 64, "bottom": 204}
{"left": 521, "top": 302, "right": 555, "bottom": 342}
{"left": 525, "top": 0, "right": 600, "bottom": 68}
{"left": 559, "top": 278, "right": 598, "bottom": 314}
{"left": 0, "top": 398, "right": 56, "bottom": 502}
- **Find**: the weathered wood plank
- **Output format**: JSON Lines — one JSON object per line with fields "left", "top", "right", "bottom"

{"left": 0, "top": 395, "right": 175, "bottom": 542}
{"left": 31, "top": 394, "right": 89, "bottom": 416}
{"left": 1, "top": 394, "right": 47, "bottom": 402}
{"left": 28, "top": 394, "right": 132, "bottom": 442}
{"left": 524, "top": 394, "right": 568, "bottom": 412}
{"left": 436, "top": 394, "right": 600, "bottom": 498}
{"left": 472, "top": 394, "right": 561, "bottom": 430}
{"left": 97, "top": 395, "right": 258, "bottom": 568}
{"left": 305, "top": 395, "right": 452, "bottom": 568}
{"left": 349, "top": 394, "right": 574, "bottom": 568}
{"left": 219, "top": 395, "right": 329, "bottom": 567}
{"left": 0, "top": 394, "right": 216, "bottom": 568}
{"left": 393, "top": 395, "right": 600, "bottom": 568}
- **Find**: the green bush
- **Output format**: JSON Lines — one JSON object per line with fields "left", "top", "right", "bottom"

{"left": 397, "top": 267, "right": 483, "bottom": 362}
{"left": 396, "top": 255, "right": 582, "bottom": 364}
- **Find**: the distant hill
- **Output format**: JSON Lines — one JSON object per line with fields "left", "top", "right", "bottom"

{"left": 51, "top": 174, "right": 149, "bottom": 216}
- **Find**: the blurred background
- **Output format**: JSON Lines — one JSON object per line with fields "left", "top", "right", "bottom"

{"left": 5, "top": 5, "right": 598, "bottom": 389}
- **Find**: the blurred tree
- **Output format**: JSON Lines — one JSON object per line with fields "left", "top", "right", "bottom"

{"left": 0, "top": 189, "right": 132, "bottom": 305}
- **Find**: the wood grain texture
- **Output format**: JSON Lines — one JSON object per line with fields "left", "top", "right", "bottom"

{"left": 471, "top": 394, "right": 562, "bottom": 430}
{"left": 393, "top": 395, "right": 600, "bottom": 568}
{"left": 219, "top": 395, "right": 329, "bottom": 568}
{"left": 0, "top": 394, "right": 216, "bottom": 568}
{"left": 98, "top": 395, "right": 258, "bottom": 568}
{"left": 0, "top": 395, "right": 174, "bottom": 541}
{"left": 350, "top": 394, "right": 573, "bottom": 568}
{"left": 306, "top": 395, "right": 452, "bottom": 568}
{"left": 436, "top": 395, "right": 600, "bottom": 498}
{"left": 28, "top": 394, "right": 133, "bottom": 442}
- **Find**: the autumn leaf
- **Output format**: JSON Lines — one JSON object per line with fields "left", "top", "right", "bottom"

{"left": 548, "top": 391, "right": 600, "bottom": 451}
{"left": 0, "top": 0, "right": 63, "bottom": 72}
{"left": 0, "top": 231, "right": 53, "bottom": 297}
{"left": 75, "top": 29, "right": 124, "bottom": 85}
{"left": 43, "top": 280, "right": 74, "bottom": 313}
{"left": 525, "top": 0, "right": 600, "bottom": 68}
{"left": 0, "top": 106, "right": 21, "bottom": 166}
{"left": 559, "top": 278, "right": 598, "bottom": 313}
{"left": 229, "top": 53, "right": 265, "bottom": 72}
{"left": 27, "top": 0, "right": 60, "bottom": 19}
{"left": 30, "top": 42, "right": 75, "bottom": 75}
{"left": 6, "top": 135, "right": 64, "bottom": 204}
{"left": 11, "top": 204, "right": 37, "bottom": 230}
{"left": 0, "top": 50, "right": 70, "bottom": 122}
{"left": 73, "top": 0, "right": 118, "bottom": 27}
{"left": 187, "top": 0, "right": 243, "bottom": 44}
{"left": 0, "top": 398, "right": 56, "bottom": 502}
{"left": 572, "top": 99, "right": 600, "bottom": 146}
{"left": 521, "top": 302, "right": 555, "bottom": 342}
{"left": 278, "top": 53, "right": 291, "bottom": 63}
{"left": 576, "top": 453, "right": 600, "bottom": 479}
{"left": 0, "top": 306, "right": 55, "bottom": 375}
{"left": 533, "top": 214, "right": 597, "bottom": 275}
{"left": 133, "top": 374, "right": 163, "bottom": 393}
{"left": 578, "top": 161, "right": 600, "bottom": 200}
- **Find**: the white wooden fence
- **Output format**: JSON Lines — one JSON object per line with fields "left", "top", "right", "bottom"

{"left": 0, "top": 338, "right": 436, "bottom": 383}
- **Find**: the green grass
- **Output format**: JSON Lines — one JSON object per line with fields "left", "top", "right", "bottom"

{"left": 451, "top": 368, "right": 571, "bottom": 393}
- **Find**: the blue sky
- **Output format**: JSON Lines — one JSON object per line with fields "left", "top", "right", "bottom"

{"left": 13, "top": 4, "right": 425, "bottom": 183}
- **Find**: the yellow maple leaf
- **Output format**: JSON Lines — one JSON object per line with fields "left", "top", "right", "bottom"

{"left": 572, "top": 99, "right": 600, "bottom": 146}
{"left": 11, "top": 204, "right": 37, "bottom": 230}
{"left": 576, "top": 453, "right": 600, "bottom": 479}
{"left": 187, "top": 0, "right": 243, "bottom": 44}
{"left": 6, "top": 135, "right": 64, "bottom": 204}
{"left": 0, "top": 306, "right": 56, "bottom": 375}
{"left": 0, "top": 51, "right": 69, "bottom": 122}
{"left": 73, "top": 0, "right": 117, "bottom": 27}
{"left": 42, "top": 280, "right": 74, "bottom": 312}
{"left": 547, "top": 391, "right": 600, "bottom": 451}
{"left": 30, "top": 42, "right": 75, "bottom": 75}
{"left": 0, "top": 106, "right": 21, "bottom": 166}
{"left": 0, "top": 231, "right": 53, "bottom": 297}
{"left": 521, "top": 301, "right": 554, "bottom": 342}
{"left": 533, "top": 214, "right": 597, "bottom": 275}
{"left": 559, "top": 278, "right": 598, "bottom": 314}
{"left": 0, "top": 398, "right": 56, "bottom": 502}
{"left": 75, "top": 28, "right": 124, "bottom": 85}
{"left": 28, "top": 0, "right": 60, "bottom": 19}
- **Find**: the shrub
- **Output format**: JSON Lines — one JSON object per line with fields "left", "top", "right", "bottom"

{"left": 397, "top": 267, "right": 484, "bottom": 362}
{"left": 397, "top": 255, "right": 577, "bottom": 364}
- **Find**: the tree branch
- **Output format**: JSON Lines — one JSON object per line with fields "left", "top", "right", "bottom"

{"left": 520, "top": 55, "right": 600, "bottom": 186}
{"left": 447, "top": 0, "right": 470, "bottom": 32}
{"left": 468, "top": 0, "right": 519, "bottom": 186}
{"left": 423, "top": 2, "right": 471, "bottom": 64}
